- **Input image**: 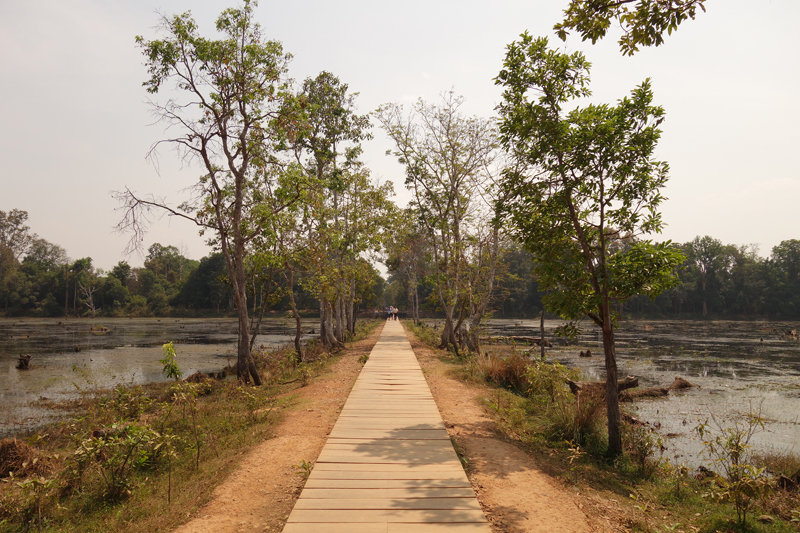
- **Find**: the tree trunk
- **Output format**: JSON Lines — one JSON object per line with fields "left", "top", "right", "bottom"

{"left": 439, "top": 308, "right": 459, "bottom": 355}
{"left": 230, "top": 220, "right": 261, "bottom": 386}
{"left": 601, "top": 303, "right": 622, "bottom": 457}
{"left": 320, "top": 299, "right": 341, "bottom": 349}
{"left": 347, "top": 279, "right": 356, "bottom": 336}
{"left": 285, "top": 267, "right": 304, "bottom": 362}
{"left": 540, "top": 309, "right": 545, "bottom": 360}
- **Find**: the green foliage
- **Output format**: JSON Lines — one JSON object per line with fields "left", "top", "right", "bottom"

{"left": 496, "top": 34, "right": 684, "bottom": 456}
{"left": 695, "top": 410, "right": 774, "bottom": 526}
{"left": 159, "top": 342, "right": 183, "bottom": 381}
{"left": 72, "top": 423, "right": 163, "bottom": 500}
{"left": 293, "top": 460, "right": 314, "bottom": 481}
{"left": 496, "top": 34, "right": 684, "bottom": 324}
{"left": 524, "top": 360, "right": 578, "bottom": 404}
{"left": 620, "top": 421, "right": 663, "bottom": 478}
{"left": 13, "top": 474, "right": 59, "bottom": 532}
{"left": 554, "top": 0, "right": 707, "bottom": 55}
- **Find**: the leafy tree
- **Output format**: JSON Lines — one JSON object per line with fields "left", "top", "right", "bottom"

{"left": 119, "top": 1, "right": 302, "bottom": 384}
{"left": 769, "top": 239, "right": 800, "bottom": 316}
{"left": 23, "top": 238, "right": 67, "bottom": 270}
{"left": 290, "top": 71, "right": 391, "bottom": 348}
{"left": 0, "top": 243, "right": 21, "bottom": 310}
{"left": 377, "top": 92, "right": 503, "bottom": 354}
{"left": 682, "top": 236, "right": 733, "bottom": 315}
{"left": 384, "top": 209, "right": 431, "bottom": 324}
{"left": 495, "top": 34, "right": 684, "bottom": 456}
{"left": 554, "top": 0, "right": 707, "bottom": 55}
{"left": 772, "top": 239, "right": 800, "bottom": 285}
{"left": 0, "top": 209, "right": 35, "bottom": 260}
{"left": 175, "top": 253, "right": 230, "bottom": 311}
{"left": 109, "top": 261, "right": 132, "bottom": 287}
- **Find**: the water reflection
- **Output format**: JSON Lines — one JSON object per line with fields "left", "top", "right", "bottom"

{"left": 0, "top": 317, "right": 312, "bottom": 436}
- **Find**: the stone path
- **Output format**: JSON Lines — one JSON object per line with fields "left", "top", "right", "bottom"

{"left": 283, "top": 320, "right": 491, "bottom": 532}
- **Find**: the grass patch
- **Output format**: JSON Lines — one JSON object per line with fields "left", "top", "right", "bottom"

{"left": 0, "top": 320, "right": 381, "bottom": 532}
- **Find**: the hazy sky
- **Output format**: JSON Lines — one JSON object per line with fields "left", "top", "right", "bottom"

{"left": 1, "top": 0, "right": 798, "bottom": 271}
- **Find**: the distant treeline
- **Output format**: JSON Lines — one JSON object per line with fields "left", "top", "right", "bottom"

{"left": 0, "top": 210, "right": 385, "bottom": 318}
{"left": 383, "top": 236, "right": 800, "bottom": 320}
{"left": 3, "top": 209, "right": 799, "bottom": 319}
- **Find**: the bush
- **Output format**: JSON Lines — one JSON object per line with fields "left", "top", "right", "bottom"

{"left": 475, "top": 353, "right": 531, "bottom": 393}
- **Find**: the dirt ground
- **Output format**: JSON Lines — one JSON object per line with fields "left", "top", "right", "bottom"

{"left": 171, "top": 322, "right": 614, "bottom": 533}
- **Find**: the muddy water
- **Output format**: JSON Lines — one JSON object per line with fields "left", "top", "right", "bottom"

{"left": 482, "top": 319, "right": 800, "bottom": 467}
{"left": 0, "top": 317, "right": 313, "bottom": 437}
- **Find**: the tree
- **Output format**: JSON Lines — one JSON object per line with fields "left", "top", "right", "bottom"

{"left": 289, "top": 71, "right": 391, "bottom": 348}
{"left": 384, "top": 209, "right": 431, "bottom": 324}
{"left": 377, "top": 92, "right": 502, "bottom": 355}
{"left": 682, "top": 236, "right": 731, "bottom": 315}
{"left": 24, "top": 238, "right": 67, "bottom": 270}
{"left": 0, "top": 209, "right": 35, "bottom": 260}
{"left": 554, "top": 0, "right": 707, "bottom": 55}
{"left": 495, "top": 34, "right": 684, "bottom": 456}
{"left": 109, "top": 261, "right": 132, "bottom": 287}
{"left": 119, "top": 1, "right": 301, "bottom": 384}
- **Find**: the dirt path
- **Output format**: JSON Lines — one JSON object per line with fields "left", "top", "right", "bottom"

{"left": 405, "top": 325, "right": 602, "bottom": 533}
{"left": 172, "top": 322, "right": 606, "bottom": 533}
{"left": 172, "top": 324, "right": 384, "bottom": 533}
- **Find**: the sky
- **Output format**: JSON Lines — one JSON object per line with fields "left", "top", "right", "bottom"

{"left": 1, "top": 0, "right": 798, "bottom": 271}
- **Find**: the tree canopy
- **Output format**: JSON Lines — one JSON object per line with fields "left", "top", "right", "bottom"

{"left": 554, "top": 0, "right": 707, "bottom": 55}
{"left": 495, "top": 34, "right": 684, "bottom": 455}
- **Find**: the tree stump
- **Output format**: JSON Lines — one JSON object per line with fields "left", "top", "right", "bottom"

{"left": 669, "top": 376, "right": 695, "bottom": 390}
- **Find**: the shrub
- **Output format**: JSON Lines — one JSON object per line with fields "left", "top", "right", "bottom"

{"left": 475, "top": 353, "right": 531, "bottom": 393}
{"left": 695, "top": 409, "right": 774, "bottom": 527}
{"left": 72, "top": 422, "right": 163, "bottom": 500}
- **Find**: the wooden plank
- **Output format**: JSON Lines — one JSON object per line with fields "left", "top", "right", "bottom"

{"left": 286, "top": 509, "right": 487, "bottom": 523}
{"left": 293, "top": 497, "right": 482, "bottom": 511}
{"left": 299, "top": 488, "right": 477, "bottom": 499}
{"left": 283, "top": 320, "right": 488, "bottom": 531}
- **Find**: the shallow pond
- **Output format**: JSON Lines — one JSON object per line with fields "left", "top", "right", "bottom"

{"left": 481, "top": 319, "right": 800, "bottom": 467}
{"left": 0, "top": 317, "right": 313, "bottom": 437}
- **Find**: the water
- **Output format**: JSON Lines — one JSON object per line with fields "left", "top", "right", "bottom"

{"left": 0, "top": 317, "right": 313, "bottom": 437}
{"left": 481, "top": 319, "right": 800, "bottom": 467}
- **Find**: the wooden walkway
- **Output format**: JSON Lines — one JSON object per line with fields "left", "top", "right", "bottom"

{"left": 283, "top": 320, "right": 491, "bottom": 532}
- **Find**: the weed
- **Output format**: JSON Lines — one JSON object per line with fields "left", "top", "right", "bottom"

{"left": 695, "top": 407, "right": 774, "bottom": 527}
{"left": 358, "top": 353, "right": 370, "bottom": 364}
{"left": 621, "top": 420, "right": 664, "bottom": 478}
{"left": 566, "top": 440, "right": 585, "bottom": 484}
{"left": 12, "top": 474, "right": 59, "bottom": 532}
{"left": 159, "top": 342, "right": 182, "bottom": 381}
{"left": 293, "top": 460, "right": 313, "bottom": 481}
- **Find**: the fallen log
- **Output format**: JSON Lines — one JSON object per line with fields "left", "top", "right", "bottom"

{"left": 621, "top": 387, "right": 669, "bottom": 401}
{"left": 483, "top": 335, "right": 552, "bottom": 347}
{"left": 567, "top": 376, "right": 638, "bottom": 396}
